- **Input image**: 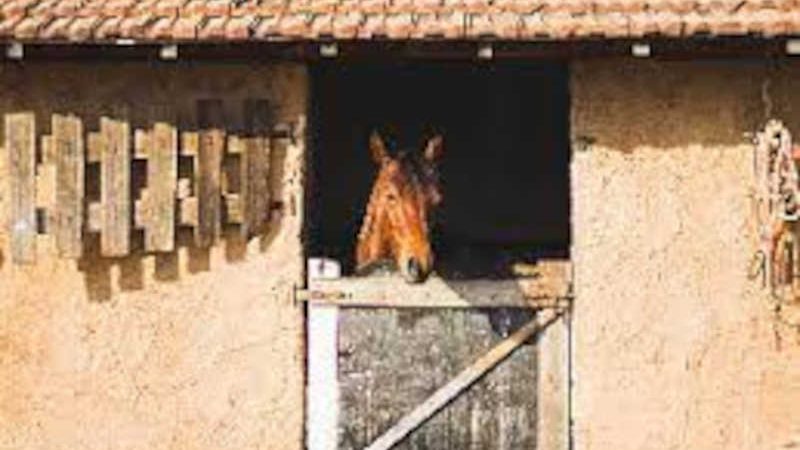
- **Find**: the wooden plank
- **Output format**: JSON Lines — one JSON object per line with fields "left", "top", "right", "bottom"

{"left": 242, "top": 99, "right": 271, "bottom": 237}
{"left": 52, "top": 114, "right": 84, "bottom": 258}
{"left": 134, "top": 128, "right": 151, "bottom": 159}
{"left": 181, "top": 131, "right": 198, "bottom": 156}
{"left": 87, "top": 201, "right": 102, "bottom": 233}
{"left": 338, "top": 308, "right": 539, "bottom": 449}
{"left": 195, "top": 99, "right": 225, "bottom": 247}
{"left": 176, "top": 178, "right": 192, "bottom": 199}
{"left": 224, "top": 193, "right": 243, "bottom": 224}
{"left": 306, "top": 303, "right": 340, "bottom": 450}
{"left": 35, "top": 136, "right": 55, "bottom": 209}
{"left": 6, "top": 113, "right": 37, "bottom": 264}
{"left": 144, "top": 120, "right": 177, "bottom": 252}
{"left": 303, "top": 261, "right": 572, "bottom": 309}
{"left": 100, "top": 116, "right": 131, "bottom": 257}
{"left": 364, "top": 311, "right": 561, "bottom": 450}
{"left": 537, "top": 311, "right": 570, "bottom": 450}
{"left": 179, "top": 197, "right": 198, "bottom": 227}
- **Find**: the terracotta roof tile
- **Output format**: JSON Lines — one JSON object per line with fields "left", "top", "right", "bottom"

{"left": 3, "top": 0, "right": 800, "bottom": 42}
{"left": 414, "top": 12, "right": 464, "bottom": 37}
{"left": 68, "top": 16, "right": 100, "bottom": 40}
{"left": 332, "top": 11, "right": 364, "bottom": 38}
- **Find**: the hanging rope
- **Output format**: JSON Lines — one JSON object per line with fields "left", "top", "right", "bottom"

{"left": 753, "top": 119, "right": 800, "bottom": 334}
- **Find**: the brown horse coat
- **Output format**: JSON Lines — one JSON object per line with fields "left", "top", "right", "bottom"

{"left": 356, "top": 131, "right": 443, "bottom": 283}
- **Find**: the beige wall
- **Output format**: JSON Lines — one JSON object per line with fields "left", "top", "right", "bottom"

{"left": 571, "top": 59, "right": 800, "bottom": 450}
{"left": 0, "top": 62, "right": 307, "bottom": 450}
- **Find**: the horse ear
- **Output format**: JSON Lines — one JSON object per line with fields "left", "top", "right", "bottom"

{"left": 424, "top": 135, "right": 444, "bottom": 163}
{"left": 369, "top": 131, "right": 389, "bottom": 164}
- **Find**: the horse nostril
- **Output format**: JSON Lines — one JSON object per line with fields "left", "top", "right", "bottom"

{"left": 405, "top": 258, "right": 422, "bottom": 283}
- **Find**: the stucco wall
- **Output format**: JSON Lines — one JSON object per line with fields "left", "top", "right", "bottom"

{"left": 0, "top": 62, "right": 307, "bottom": 450}
{"left": 571, "top": 59, "right": 800, "bottom": 450}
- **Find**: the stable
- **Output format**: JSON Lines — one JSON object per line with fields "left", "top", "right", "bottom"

{"left": 2, "top": 2, "right": 800, "bottom": 450}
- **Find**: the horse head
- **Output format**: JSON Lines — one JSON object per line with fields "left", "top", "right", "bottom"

{"left": 356, "top": 130, "right": 444, "bottom": 283}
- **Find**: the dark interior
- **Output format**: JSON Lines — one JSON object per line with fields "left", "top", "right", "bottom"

{"left": 307, "top": 61, "right": 570, "bottom": 278}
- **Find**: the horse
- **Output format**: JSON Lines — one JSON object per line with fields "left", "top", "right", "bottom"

{"left": 355, "top": 130, "right": 444, "bottom": 283}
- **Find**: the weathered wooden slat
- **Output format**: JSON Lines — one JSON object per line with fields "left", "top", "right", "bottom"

{"left": 100, "top": 116, "right": 131, "bottom": 257}
{"left": 242, "top": 99, "right": 272, "bottom": 237}
{"left": 224, "top": 193, "right": 243, "bottom": 224}
{"left": 134, "top": 196, "right": 146, "bottom": 229}
{"left": 181, "top": 131, "right": 198, "bottom": 156}
{"left": 303, "top": 260, "right": 572, "bottom": 308}
{"left": 87, "top": 201, "right": 102, "bottom": 233}
{"left": 306, "top": 303, "right": 340, "bottom": 450}
{"left": 6, "top": 113, "right": 37, "bottom": 264}
{"left": 35, "top": 136, "right": 55, "bottom": 209}
{"left": 176, "top": 178, "right": 192, "bottom": 199}
{"left": 227, "top": 135, "right": 244, "bottom": 154}
{"left": 134, "top": 128, "right": 151, "bottom": 159}
{"left": 53, "top": 114, "right": 84, "bottom": 258}
{"left": 196, "top": 99, "right": 225, "bottom": 247}
{"left": 144, "top": 121, "right": 177, "bottom": 252}
{"left": 364, "top": 310, "right": 561, "bottom": 450}
{"left": 179, "top": 197, "right": 198, "bottom": 227}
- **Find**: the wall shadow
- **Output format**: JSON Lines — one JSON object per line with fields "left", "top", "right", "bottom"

{"left": 68, "top": 114, "right": 293, "bottom": 303}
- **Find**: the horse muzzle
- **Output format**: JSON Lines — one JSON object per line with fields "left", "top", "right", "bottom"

{"left": 402, "top": 257, "right": 430, "bottom": 284}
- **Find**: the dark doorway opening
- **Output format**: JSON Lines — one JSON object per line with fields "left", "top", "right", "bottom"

{"left": 307, "top": 61, "right": 570, "bottom": 278}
